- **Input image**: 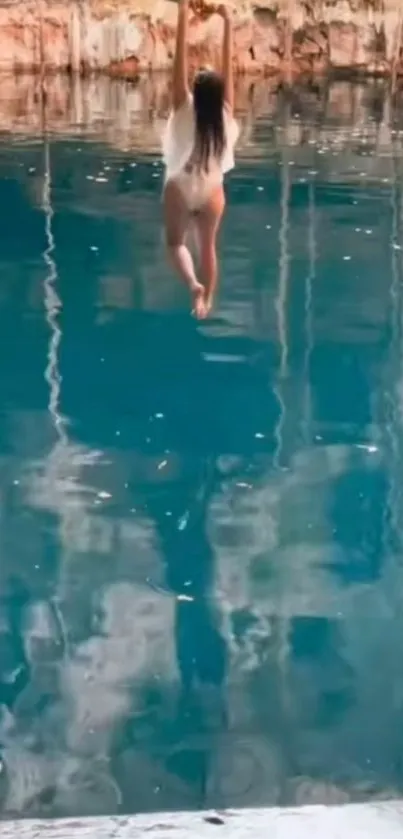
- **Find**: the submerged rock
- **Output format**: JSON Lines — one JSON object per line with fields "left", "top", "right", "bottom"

{"left": 0, "top": 0, "right": 401, "bottom": 78}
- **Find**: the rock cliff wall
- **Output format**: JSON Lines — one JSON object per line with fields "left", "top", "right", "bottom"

{"left": 0, "top": 1, "right": 402, "bottom": 78}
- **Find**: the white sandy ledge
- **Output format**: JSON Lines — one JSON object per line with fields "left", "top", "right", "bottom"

{"left": 2, "top": 802, "right": 403, "bottom": 838}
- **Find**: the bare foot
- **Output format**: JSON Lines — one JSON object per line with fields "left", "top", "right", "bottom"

{"left": 191, "top": 283, "right": 207, "bottom": 320}
{"left": 205, "top": 295, "right": 214, "bottom": 316}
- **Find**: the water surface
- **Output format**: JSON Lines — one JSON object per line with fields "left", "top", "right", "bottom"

{"left": 0, "top": 75, "right": 403, "bottom": 818}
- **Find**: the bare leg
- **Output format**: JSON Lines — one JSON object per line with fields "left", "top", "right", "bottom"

{"left": 194, "top": 184, "right": 226, "bottom": 315}
{"left": 163, "top": 179, "right": 206, "bottom": 319}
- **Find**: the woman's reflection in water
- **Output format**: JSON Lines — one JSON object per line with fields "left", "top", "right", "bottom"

{"left": 147, "top": 457, "right": 228, "bottom": 733}
{"left": 143, "top": 453, "right": 231, "bottom": 809}
{"left": 114, "top": 312, "right": 229, "bottom": 727}
{"left": 71, "top": 310, "right": 279, "bottom": 808}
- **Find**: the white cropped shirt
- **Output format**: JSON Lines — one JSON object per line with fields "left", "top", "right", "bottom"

{"left": 162, "top": 93, "right": 239, "bottom": 181}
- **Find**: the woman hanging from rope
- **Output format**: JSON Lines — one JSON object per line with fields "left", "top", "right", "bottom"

{"left": 162, "top": 0, "right": 239, "bottom": 319}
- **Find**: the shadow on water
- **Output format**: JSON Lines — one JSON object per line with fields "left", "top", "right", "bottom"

{"left": 0, "top": 74, "right": 403, "bottom": 817}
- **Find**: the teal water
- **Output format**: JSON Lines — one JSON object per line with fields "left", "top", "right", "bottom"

{"left": 1, "top": 78, "right": 403, "bottom": 818}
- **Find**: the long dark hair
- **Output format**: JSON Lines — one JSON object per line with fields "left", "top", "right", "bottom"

{"left": 193, "top": 70, "right": 226, "bottom": 172}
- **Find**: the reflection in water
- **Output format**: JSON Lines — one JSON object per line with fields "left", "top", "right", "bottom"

{"left": 41, "top": 111, "right": 71, "bottom": 667}
{"left": 43, "top": 139, "right": 65, "bottom": 445}
{"left": 277, "top": 141, "right": 291, "bottom": 382}
{"left": 0, "top": 76, "right": 403, "bottom": 817}
{"left": 384, "top": 132, "right": 402, "bottom": 548}
{"left": 303, "top": 182, "right": 316, "bottom": 446}
{"left": 273, "top": 143, "right": 290, "bottom": 471}
{"left": 145, "top": 458, "right": 227, "bottom": 809}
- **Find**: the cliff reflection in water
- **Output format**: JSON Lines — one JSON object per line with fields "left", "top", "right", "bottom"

{"left": 0, "top": 74, "right": 403, "bottom": 818}
{"left": 0, "top": 72, "right": 402, "bottom": 152}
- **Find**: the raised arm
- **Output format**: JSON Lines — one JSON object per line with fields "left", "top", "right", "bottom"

{"left": 172, "top": 0, "right": 190, "bottom": 111}
{"left": 218, "top": 5, "right": 234, "bottom": 111}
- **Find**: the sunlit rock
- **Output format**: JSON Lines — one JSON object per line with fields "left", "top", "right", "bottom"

{"left": 0, "top": 1, "right": 401, "bottom": 76}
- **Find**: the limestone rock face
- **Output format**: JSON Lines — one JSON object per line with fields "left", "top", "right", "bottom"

{"left": 0, "top": 1, "right": 401, "bottom": 77}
